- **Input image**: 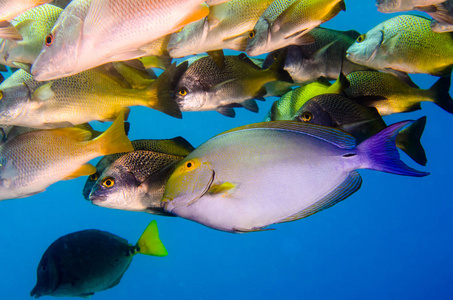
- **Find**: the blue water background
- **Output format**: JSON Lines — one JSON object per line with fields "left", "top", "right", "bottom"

{"left": 1, "top": 1, "right": 452, "bottom": 299}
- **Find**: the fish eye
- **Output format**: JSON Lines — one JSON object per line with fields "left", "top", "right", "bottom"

{"left": 249, "top": 30, "right": 255, "bottom": 39}
{"left": 0, "top": 90, "right": 3, "bottom": 100}
{"left": 299, "top": 112, "right": 313, "bottom": 122}
{"left": 178, "top": 88, "right": 188, "bottom": 96}
{"left": 45, "top": 34, "right": 53, "bottom": 46}
{"left": 40, "top": 265, "right": 47, "bottom": 272}
{"left": 184, "top": 160, "right": 196, "bottom": 171}
{"left": 272, "top": 52, "right": 279, "bottom": 60}
{"left": 89, "top": 173, "right": 98, "bottom": 182}
{"left": 102, "top": 177, "right": 115, "bottom": 188}
{"left": 356, "top": 34, "right": 366, "bottom": 43}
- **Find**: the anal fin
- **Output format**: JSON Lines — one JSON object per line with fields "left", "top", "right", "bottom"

{"left": 63, "top": 164, "right": 96, "bottom": 180}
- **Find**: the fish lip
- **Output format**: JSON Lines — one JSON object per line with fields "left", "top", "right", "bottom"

{"left": 89, "top": 194, "right": 107, "bottom": 203}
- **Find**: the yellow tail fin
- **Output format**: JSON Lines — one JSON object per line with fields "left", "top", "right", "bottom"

{"left": 94, "top": 113, "right": 134, "bottom": 155}
{"left": 136, "top": 220, "right": 168, "bottom": 257}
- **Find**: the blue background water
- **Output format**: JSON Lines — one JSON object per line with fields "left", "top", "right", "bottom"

{"left": 1, "top": 1, "right": 452, "bottom": 299}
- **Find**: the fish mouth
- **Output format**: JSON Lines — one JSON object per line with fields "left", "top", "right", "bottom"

{"left": 162, "top": 169, "right": 215, "bottom": 212}
{"left": 89, "top": 194, "right": 107, "bottom": 203}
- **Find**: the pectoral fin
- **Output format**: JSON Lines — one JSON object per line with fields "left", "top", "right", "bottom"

{"left": 208, "top": 182, "right": 237, "bottom": 197}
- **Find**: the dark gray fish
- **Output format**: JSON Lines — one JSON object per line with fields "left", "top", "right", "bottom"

{"left": 30, "top": 221, "right": 167, "bottom": 298}
{"left": 262, "top": 27, "right": 371, "bottom": 83}
{"left": 86, "top": 138, "right": 194, "bottom": 214}
{"left": 174, "top": 53, "right": 292, "bottom": 117}
{"left": 295, "top": 93, "right": 427, "bottom": 165}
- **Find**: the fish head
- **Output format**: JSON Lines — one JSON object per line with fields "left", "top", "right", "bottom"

{"left": 162, "top": 157, "right": 215, "bottom": 213}
{"left": 30, "top": 251, "right": 59, "bottom": 299}
{"left": 246, "top": 18, "right": 271, "bottom": 57}
{"left": 174, "top": 74, "right": 208, "bottom": 111}
{"left": 82, "top": 155, "right": 118, "bottom": 201}
{"left": 346, "top": 26, "right": 384, "bottom": 66}
{"left": 167, "top": 18, "right": 206, "bottom": 58}
{"left": 89, "top": 164, "right": 143, "bottom": 211}
{"left": 375, "top": 0, "right": 402, "bottom": 13}
{"left": 294, "top": 99, "right": 336, "bottom": 127}
{"left": 0, "top": 83, "right": 32, "bottom": 123}
{"left": 262, "top": 49, "right": 282, "bottom": 69}
{"left": 31, "top": 14, "right": 83, "bottom": 81}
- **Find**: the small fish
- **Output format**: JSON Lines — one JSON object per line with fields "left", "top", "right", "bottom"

{"left": 0, "top": 62, "right": 183, "bottom": 128}
{"left": 346, "top": 15, "right": 453, "bottom": 76}
{"left": 0, "top": 0, "right": 53, "bottom": 40}
{"left": 376, "top": 0, "right": 445, "bottom": 13}
{"left": 262, "top": 27, "right": 372, "bottom": 84}
{"left": 0, "top": 4, "right": 62, "bottom": 71}
{"left": 167, "top": 0, "right": 273, "bottom": 58}
{"left": 344, "top": 71, "right": 453, "bottom": 115}
{"left": 162, "top": 121, "right": 428, "bottom": 233}
{"left": 31, "top": 0, "right": 209, "bottom": 80}
{"left": 0, "top": 113, "right": 133, "bottom": 201}
{"left": 174, "top": 53, "right": 292, "bottom": 117}
{"left": 245, "top": 0, "right": 345, "bottom": 56}
{"left": 85, "top": 137, "right": 194, "bottom": 215}
{"left": 294, "top": 94, "right": 428, "bottom": 165}
{"left": 30, "top": 220, "right": 167, "bottom": 298}
{"left": 264, "top": 73, "right": 349, "bottom": 121}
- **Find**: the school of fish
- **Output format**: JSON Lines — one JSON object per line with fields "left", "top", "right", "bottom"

{"left": 0, "top": 0, "right": 450, "bottom": 297}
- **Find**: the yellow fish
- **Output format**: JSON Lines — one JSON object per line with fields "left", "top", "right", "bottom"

{"left": 0, "top": 113, "right": 133, "bottom": 201}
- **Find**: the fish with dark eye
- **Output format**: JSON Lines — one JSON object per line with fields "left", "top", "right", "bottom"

{"left": 262, "top": 27, "right": 372, "bottom": 84}
{"left": 344, "top": 70, "right": 453, "bottom": 115}
{"left": 346, "top": 15, "right": 453, "bottom": 76}
{"left": 167, "top": 0, "right": 274, "bottom": 59}
{"left": 245, "top": 0, "right": 345, "bottom": 56}
{"left": 162, "top": 121, "right": 428, "bottom": 233}
{"left": 30, "top": 220, "right": 167, "bottom": 298}
{"left": 85, "top": 137, "right": 194, "bottom": 215}
{"left": 174, "top": 53, "right": 293, "bottom": 117}
{"left": 294, "top": 93, "right": 428, "bottom": 166}
{"left": 264, "top": 72, "right": 349, "bottom": 121}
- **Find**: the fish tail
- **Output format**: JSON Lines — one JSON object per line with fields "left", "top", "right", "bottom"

{"left": 136, "top": 220, "right": 168, "bottom": 257}
{"left": 146, "top": 62, "right": 186, "bottom": 119}
{"left": 266, "top": 51, "right": 293, "bottom": 83}
{"left": 93, "top": 112, "right": 134, "bottom": 156}
{"left": 429, "top": 75, "right": 453, "bottom": 114}
{"left": 357, "top": 121, "right": 429, "bottom": 177}
{"left": 395, "top": 116, "right": 427, "bottom": 166}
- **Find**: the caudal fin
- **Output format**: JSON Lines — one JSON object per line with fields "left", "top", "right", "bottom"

{"left": 267, "top": 51, "right": 293, "bottom": 83}
{"left": 136, "top": 220, "right": 168, "bottom": 257}
{"left": 395, "top": 116, "right": 427, "bottom": 166}
{"left": 147, "top": 62, "right": 186, "bottom": 119}
{"left": 430, "top": 75, "right": 453, "bottom": 114}
{"left": 357, "top": 121, "right": 429, "bottom": 177}
{"left": 94, "top": 113, "right": 134, "bottom": 156}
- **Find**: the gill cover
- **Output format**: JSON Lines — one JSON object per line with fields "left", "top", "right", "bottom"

{"left": 162, "top": 158, "right": 214, "bottom": 211}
